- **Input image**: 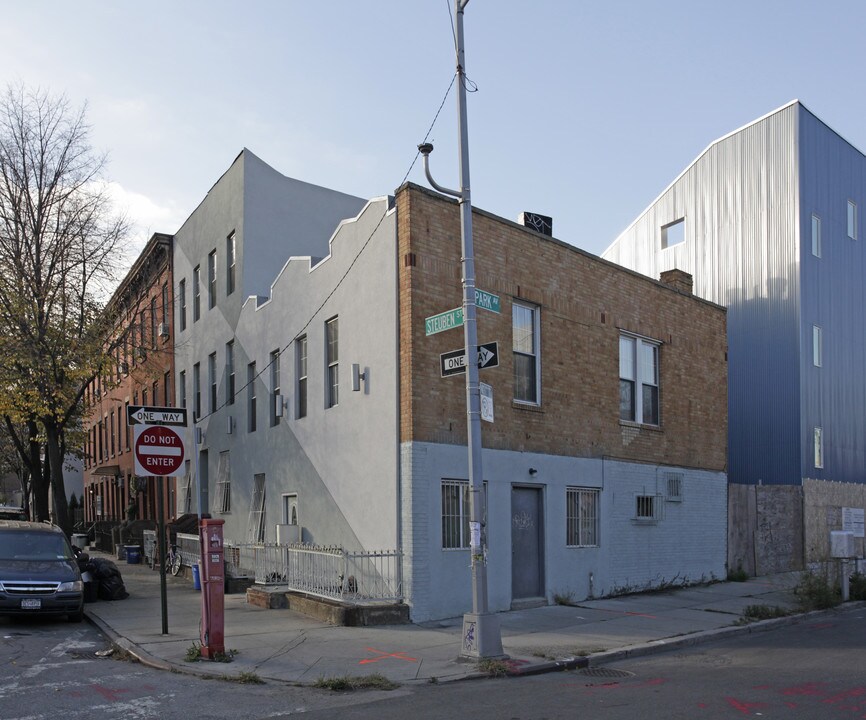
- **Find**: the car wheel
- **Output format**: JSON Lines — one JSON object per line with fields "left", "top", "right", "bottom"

{"left": 68, "top": 609, "right": 84, "bottom": 623}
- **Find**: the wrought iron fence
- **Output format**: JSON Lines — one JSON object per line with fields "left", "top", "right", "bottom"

{"left": 142, "top": 530, "right": 201, "bottom": 569}
{"left": 224, "top": 541, "right": 402, "bottom": 602}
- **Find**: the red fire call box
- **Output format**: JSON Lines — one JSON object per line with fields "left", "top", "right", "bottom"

{"left": 199, "top": 518, "right": 225, "bottom": 659}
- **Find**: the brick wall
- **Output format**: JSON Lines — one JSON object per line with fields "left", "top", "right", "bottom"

{"left": 397, "top": 184, "right": 727, "bottom": 472}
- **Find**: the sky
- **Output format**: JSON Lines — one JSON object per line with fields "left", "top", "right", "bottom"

{"left": 3, "top": 1, "right": 866, "bottom": 265}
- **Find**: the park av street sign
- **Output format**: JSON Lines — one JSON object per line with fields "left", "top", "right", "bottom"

{"left": 440, "top": 341, "right": 499, "bottom": 377}
{"left": 424, "top": 289, "right": 501, "bottom": 336}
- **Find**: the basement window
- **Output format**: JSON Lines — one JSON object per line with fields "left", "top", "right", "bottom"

{"left": 661, "top": 218, "right": 685, "bottom": 249}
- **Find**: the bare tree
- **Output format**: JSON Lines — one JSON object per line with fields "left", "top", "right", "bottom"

{"left": 0, "top": 85, "right": 128, "bottom": 532}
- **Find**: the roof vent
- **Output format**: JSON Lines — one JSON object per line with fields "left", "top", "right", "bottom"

{"left": 518, "top": 212, "right": 553, "bottom": 237}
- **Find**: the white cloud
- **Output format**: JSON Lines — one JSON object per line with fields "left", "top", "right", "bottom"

{"left": 104, "top": 181, "right": 184, "bottom": 258}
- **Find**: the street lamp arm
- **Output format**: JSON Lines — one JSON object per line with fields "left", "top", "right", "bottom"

{"left": 418, "top": 143, "right": 461, "bottom": 198}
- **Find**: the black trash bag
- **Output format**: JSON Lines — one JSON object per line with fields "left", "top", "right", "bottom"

{"left": 87, "top": 557, "right": 129, "bottom": 600}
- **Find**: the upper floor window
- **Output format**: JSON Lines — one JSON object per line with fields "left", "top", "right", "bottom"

{"left": 270, "top": 349, "right": 281, "bottom": 426}
{"left": 163, "top": 371, "right": 171, "bottom": 406}
{"left": 619, "top": 334, "right": 659, "bottom": 425}
{"left": 208, "top": 352, "right": 217, "bottom": 413}
{"left": 326, "top": 318, "right": 339, "bottom": 408}
{"left": 226, "top": 231, "right": 236, "bottom": 296}
{"left": 226, "top": 340, "right": 235, "bottom": 405}
{"left": 848, "top": 200, "right": 857, "bottom": 240}
{"left": 512, "top": 302, "right": 540, "bottom": 404}
{"left": 192, "top": 362, "right": 201, "bottom": 421}
{"left": 296, "top": 335, "right": 308, "bottom": 419}
{"left": 207, "top": 249, "right": 217, "bottom": 310}
{"left": 661, "top": 218, "right": 685, "bottom": 249}
{"left": 247, "top": 361, "right": 257, "bottom": 432}
{"left": 178, "top": 370, "right": 187, "bottom": 409}
{"left": 150, "top": 297, "right": 158, "bottom": 350}
{"left": 814, "top": 426, "right": 824, "bottom": 469}
{"left": 178, "top": 279, "right": 187, "bottom": 332}
{"left": 811, "top": 214, "right": 821, "bottom": 258}
{"left": 193, "top": 265, "right": 201, "bottom": 322}
{"left": 813, "top": 325, "right": 823, "bottom": 368}
{"left": 162, "top": 283, "right": 169, "bottom": 324}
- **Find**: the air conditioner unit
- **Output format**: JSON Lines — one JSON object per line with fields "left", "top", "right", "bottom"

{"left": 158, "top": 322, "right": 169, "bottom": 338}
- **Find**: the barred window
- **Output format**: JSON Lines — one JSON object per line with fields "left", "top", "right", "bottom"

{"left": 248, "top": 473, "right": 266, "bottom": 543}
{"left": 214, "top": 451, "right": 231, "bottom": 514}
{"left": 665, "top": 472, "right": 683, "bottom": 502}
{"left": 441, "top": 480, "right": 486, "bottom": 549}
{"left": 566, "top": 488, "right": 600, "bottom": 547}
{"left": 635, "top": 494, "right": 663, "bottom": 522}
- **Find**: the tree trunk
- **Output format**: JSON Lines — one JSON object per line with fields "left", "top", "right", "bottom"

{"left": 44, "top": 419, "right": 70, "bottom": 534}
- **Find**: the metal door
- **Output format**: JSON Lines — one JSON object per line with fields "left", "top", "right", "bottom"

{"left": 511, "top": 486, "right": 544, "bottom": 599}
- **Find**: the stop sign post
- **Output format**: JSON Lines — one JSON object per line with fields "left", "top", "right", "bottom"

{"left": 133, "top": 424, "right": 186, "bottom": 477}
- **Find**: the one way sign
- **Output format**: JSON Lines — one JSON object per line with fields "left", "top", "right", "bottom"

{"left": 440, "top": 342, "right": 499, "bottom": 377}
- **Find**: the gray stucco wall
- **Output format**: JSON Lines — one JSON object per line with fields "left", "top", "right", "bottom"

{"left": 402, "top": 441, "right": 727, "bottom": 622}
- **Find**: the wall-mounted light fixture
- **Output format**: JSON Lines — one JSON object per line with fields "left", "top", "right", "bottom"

{"left": 352, "top": 363, "right": 367, "bottom": 392}
{"left": 528, "top": 467, "right": 538, "bottom": 476}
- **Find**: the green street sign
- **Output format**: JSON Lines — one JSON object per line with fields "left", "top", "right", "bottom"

{"left": 474, "top": 289, "right": 500, "bottom": 314}
{"left": 425, "top": 307, "right": 464, "bottom": 336}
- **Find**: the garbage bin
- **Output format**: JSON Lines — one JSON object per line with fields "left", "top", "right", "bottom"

{"left": 125, "top": 545, "right": 141, "bottom": 564}
{"left": 192, "top": 563, "right": 201, "bottom": 591}
{"left": 71, "top": 533, "right": 88, "bottom": 550}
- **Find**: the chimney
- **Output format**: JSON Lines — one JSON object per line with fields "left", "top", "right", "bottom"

{"left": 517, "top": 212, "right": 553, "bottom": 237}
{"left": 660, "top": 269, "right": 693, "bottom": 295}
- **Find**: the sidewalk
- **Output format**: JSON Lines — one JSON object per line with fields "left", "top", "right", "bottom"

{"left": 83, "top": 551, "right": 812, "bottom": 685}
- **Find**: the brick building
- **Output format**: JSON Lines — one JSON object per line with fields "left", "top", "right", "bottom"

{"left": 170, "top": 149, "right": 728, "bottom": 622}
{"left": 83, "top": 232, "right": 176, "bottom": 527}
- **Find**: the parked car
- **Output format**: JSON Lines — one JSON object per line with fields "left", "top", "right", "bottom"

{"left": 0, "top": 520, "right": 84, "bottom": 622}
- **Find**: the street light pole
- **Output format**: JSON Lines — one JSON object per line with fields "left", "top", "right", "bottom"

{"left": 418, "top": 0, "right": 503, "bottom": 659}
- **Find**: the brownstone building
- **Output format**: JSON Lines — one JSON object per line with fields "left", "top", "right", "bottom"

{"left": 82, "top": 233, "right": 176, "bottom": 528}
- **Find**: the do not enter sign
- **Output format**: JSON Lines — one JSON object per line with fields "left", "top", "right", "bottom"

{"left": 133, "top": 424, "right": 186, "bottom": 477}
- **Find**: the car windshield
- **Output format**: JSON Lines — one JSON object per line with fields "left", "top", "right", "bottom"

{"left": 0, "top": 531, "right": 74, "bottom": 561}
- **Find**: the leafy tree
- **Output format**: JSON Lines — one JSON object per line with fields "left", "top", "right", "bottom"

{"left": 0, "top": 85, "right": 128, "bottom": 532}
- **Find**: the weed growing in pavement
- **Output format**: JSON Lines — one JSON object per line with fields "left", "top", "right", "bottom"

{"left": 740, "top": 604, "right": 790, "bottom": 622}
{"left": 477, "top": 659, "right": 510, "bottom": 677}
{"left": 184, "top": 642, "right": 202, "bottom": 662}
{"left": 727, "top": 566, "right": 749, "bottom": 582}
{"left": 794, "top": 567, "right": 841, "bottom": 611}
{"left": 849, "top": 572, "right": 866, "bottom": 601}
{"left": 313, "top": 674, "right": 399, "bottom": 691}
{"left": 553, "top": 590, "right": 576, "bottom": 606}
{"left": 234, "top": 671, "right": 264, "bottom": 684}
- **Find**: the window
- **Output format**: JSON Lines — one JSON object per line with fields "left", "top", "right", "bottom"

{"left": 207, "top": 249, "right": 217, "bottom": 310}
{"left": 226, "top": 231, "right": 236, "bottom": 296}
{"left": 566, "top": 488, "right": 600, "bottom": 547}
{"left": 811, "top": 214, "right": 821, "bottom": 258}
{"left": 296, "top": 335, "right": 307, "bottom": 419}
{"left": 270, "top": 349, "right": 281, "bottom": 426}
{"left": 814, "top": 427, "right": 824, "bottom": 469}
{"left": 226, "top": 340, "right": 235, "bottom": 405}
{"left": 208, "top": 352, "right": 217, "bottom": 413}
{"left": 635, "top": 494, "right": 662, "bottom": 522}
{"left": 247, "top": 362, "right": 257, "bottom": 432}
{"left": 142, "top": 387, "right": 148, "bottom": 406}
{"left": 163, "top": 371, "right": 171, "bottom": 406}
{"left": 665, "top": 472, "right": 684, "bottom": 502}
{"left": 248, "top": 473, "right": 266, "bottom": 543}
{"left": 661, "top": 218, "right": 685, "bottom": 249}
{"left": 326, "top": 318, "right": 339, "bottom": 408}
{"left": 179, "top": 370, "right": 187, "bottom": 409}
{"left": 512, "top": 302, "right": 540, "bottom": 404}
{"left": 183, "top": 461, "right": 193, "bottom": 514}
{"left": 193, "top": 265, "right": 201, "bottom": 322}
{"left": 620, "top": 334, "right": 660, "bottom": 425}
{"left": 161, "top": 283, "right": 169, "bottom": 324}
{"left": 150, "top": 296, "right": 157, "bottom": 349}
{"left": 848, "top": 200, "right": 857, "bottom": 240}
{"left": 178, "top": 279, "right": 187, "bottom": 332}
{"left": 124, "top": 400, "right": 130, "bottom": 450}
{"left": 813, "top": 325, "right": 823, "bottom": 368}
{"left": 109, "top": 411, "right": 116, "bottom": 456}
{"left": 214, "top": 451, "right": 231, "bottom": 514}
{"left": 153, "top": 381, "right": 158, "bottom": 405}
{"left": 193, "top": 362, "right": 201, "bottom": 421}
{"left": 441, "top": 480, "right": 470, "bottom": 549}
{"left": 139, "top": 310, "right": 147, "bottom": 354}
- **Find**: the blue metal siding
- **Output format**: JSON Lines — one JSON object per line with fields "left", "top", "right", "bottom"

{"left": 798, "top": 109, "right": 866, "bottom": 483}
{"left": 605, "top": 104, "right": 802, "bottom": 485}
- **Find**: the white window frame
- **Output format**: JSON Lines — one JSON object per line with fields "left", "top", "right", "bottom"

{"left": 813, "top": 325, "right": 823, "bottom": 368}
{"left": 619, "top": 333, "right": 660, "bottom": 426}
{"left": 192, "top": 362, "right": 201, "bottom": 421}
{"left": 247, "top": 361, "right": 257, "bottom": 432}
{"left": 665, "top": 472, "right": 684, "bottom": 502}
{"left": 214, "top": 451, "right": 231, "bottom": 514}
{"left": 178, "top": 370, "right": 186, "bottom": 409}
{"left": 207, "top": 249, "right": 217, "bottom": 310}
{"left": 566, "top": 487, "right": 600, "bottom": 547}
{"left": 208, "top": 352, "right": 217, "bottom": 413}
{"left": 661, "top": 218, "right": 685, "bottom": 249}
{"left": 178, "top": 278, "right": 187, "bottom": 331}
{"left": 193, "top": 265, "right": 201, "bottom": 322}
{"left": 226, "top": 231, "right": 236, "bottom": 296}
{"left": 811, "top": 214, "right": 822, "bottom": 258}
{"left": 814, "top": 427, "right": 824, "bottom": 469}
{"left": 634, "top": 493, "right": 663, "bottom": 523}
{"left": 848, "top": 200, "right": 857, "bottom": 240}
{"left": 248, "top": 473, "right": 266, "bottom": 543}
{"left": 512, "top": 301, "right": 541, "bottom": 405}
{"left": 270, "top": 349, "right": 281, "bottom": 426}
{"left": 326, "top": 317, "right": 339, "bottom": 409}
{"left": 296, "top": 335, "right": 308, "bottom": 419}
{"left": 226, "top": 340, "right": 235, "bottom": 406}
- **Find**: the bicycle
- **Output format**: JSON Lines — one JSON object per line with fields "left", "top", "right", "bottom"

{"left": 151, "top": 541, "right": 183, "bottom": 576}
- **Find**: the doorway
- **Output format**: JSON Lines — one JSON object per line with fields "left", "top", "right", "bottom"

{"left": 511, "top": 486, "right": 544, "bottom": 601}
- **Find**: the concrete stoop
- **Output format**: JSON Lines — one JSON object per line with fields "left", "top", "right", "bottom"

{"left": 245, "top": 586, "right": 409, "bottom": 626}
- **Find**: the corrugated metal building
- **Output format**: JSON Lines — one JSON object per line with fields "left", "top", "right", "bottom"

{"left": 603, "top": 101, "right": 866, "bottom": 567}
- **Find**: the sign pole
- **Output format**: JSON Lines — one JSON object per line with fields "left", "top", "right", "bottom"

{"left": 157, "top": 475, "right": 168, "bottom": 634}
